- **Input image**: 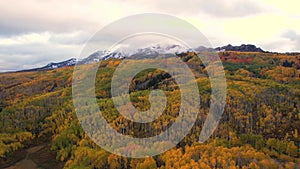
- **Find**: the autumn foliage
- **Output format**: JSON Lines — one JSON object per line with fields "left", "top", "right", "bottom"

{"left": 0, "top": 52, "right": 299, "bottom": 168}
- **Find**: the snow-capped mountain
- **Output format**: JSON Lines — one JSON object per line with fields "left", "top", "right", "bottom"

{"left": 78, "top": 44, "right": 192, "bottom": 64}
{"left": 44, "top": 58, "right": 77, "bottom": 69}
{"left": 19, "top": 58, "right": 77, "bottom": 72}
{"left": 135, "top": 44, "right": 191, "bottom": 55}
{"left": 77, "top": 44, "right": 267, "bottom": 65}
{"left": 78, "top": 50, "right": 127, "bottom": 65}
{"left": 15, "top": 43, "right": 271, "bottom": 72}
{"left": 18, "top": 44, "right": 215, "bottom": 72}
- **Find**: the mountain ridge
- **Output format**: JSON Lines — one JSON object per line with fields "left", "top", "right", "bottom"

{"left": 14, "top": 44, "right": 298, "bottom": 72}
{"left": 215, "top": 44, "right": 264, "bottom": 52}
{"left": 17, "top": 58, "right": 77, "bottom": 72}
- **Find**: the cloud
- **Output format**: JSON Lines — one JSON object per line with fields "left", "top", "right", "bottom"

{"left": 200, "top": 0, "right": 263, "bottom": 17}
{"left": 254, "top": 29, "right": 300, "bottom": 52}
{"left": 0, "top": 15, "right": 94, "bottom": 37}
{"left": 49, "top": 31, "right": 91, "bottom": 45}
{"left": 0, "top": 32, "right": 84, "bottom": 71}
{"left": 259, "top": 38, "right": 296, "bottom": 52}
{"left": 143, "top": 0, "right": 263, "bottom": 18}
{"left": 0, "top": 0, "right": 266, "bottom": 37}
{"left": 0, "top": 0, "right": 299, "bottom": 71}
{"left": 282, "top": 30, "right": 300, "bottom": 50}
{"left": 0, "top": 0, "right": 127, "bottom": 37}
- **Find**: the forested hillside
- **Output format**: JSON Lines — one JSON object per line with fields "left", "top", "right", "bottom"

{"left": 0, "top": 51, "right": 299, "bottom": 168}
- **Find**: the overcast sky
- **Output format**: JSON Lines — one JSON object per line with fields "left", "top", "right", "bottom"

{"left": 0, "top": 0, "right": 300, "bottom": 72}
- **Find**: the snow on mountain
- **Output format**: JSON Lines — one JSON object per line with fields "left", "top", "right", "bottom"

{"left": 16, "top": 43, "right": 272, "bottom": 72}
{"left": 135, "top": 44, "right": 191, "bottom": 55}
{"left": 19, "top": 58, "right": 77, "bottom": 72}
{"left": 18, "top": 44, "right": 217, "bottom": 72}
{"left": 45, "top": 58, "right": 77, "bottom": 68}
{"left": 79, "top": 44, "right": 192, "bottom": 64}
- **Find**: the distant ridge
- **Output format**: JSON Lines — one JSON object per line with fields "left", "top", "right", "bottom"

{"left": 14, "top": 43, "right": 299, "bottom": 73}
{"left": 215, "top": 44, "right": 265, "bottom": 52}
{"left": 17, "top": 58, "right": 77, "bottom": 72}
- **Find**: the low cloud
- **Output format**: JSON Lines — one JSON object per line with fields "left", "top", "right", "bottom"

{"left": 282, "top": 29, "right": 300, "bottom": 51}
{"left": 0, "top": 32, "right": 83, "bottom": 71}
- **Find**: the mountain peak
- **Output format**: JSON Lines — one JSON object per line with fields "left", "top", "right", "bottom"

{"left": 215, "top": 44, "right": 264, "bottom": 52}
{"left": 18, "top": 58, "right": 77, "bottom": 72}
{"left": 79, "top": 43, "right": 191, "bottom": 64}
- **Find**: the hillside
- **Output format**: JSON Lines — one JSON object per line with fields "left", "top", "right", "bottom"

{"left": 0, "top": 51, "right": 300, "bottom": 168}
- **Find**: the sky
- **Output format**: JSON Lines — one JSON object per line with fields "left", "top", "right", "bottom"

{"left": 0, "top": 0, "right": 300, "bottom": 72}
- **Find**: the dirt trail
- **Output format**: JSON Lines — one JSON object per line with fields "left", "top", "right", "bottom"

{"left": 4, "top": 145, "right": 44, "bottom": 169}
